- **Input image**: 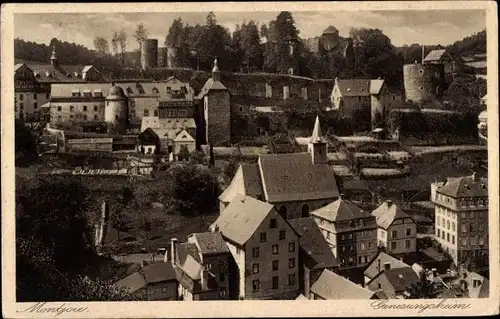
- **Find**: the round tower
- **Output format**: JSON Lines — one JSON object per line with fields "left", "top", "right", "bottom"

{"left": 403, "top": 62, "right": 445, "bottom": 105}
{"left": 141, "top": 39, "right": 159, "bottom": 70}
{"left": 105, "top": 85, "right": 128, "bottom": 134}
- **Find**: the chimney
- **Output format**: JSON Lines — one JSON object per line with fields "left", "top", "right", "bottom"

{"left": 170, "top": 238, "right": 178, "bottom": 266}
{"left": 386, "top": 200, "right": 393, "bottom": 207}
{"left": 471, "top": 172, "right": 477, "bottom": 181}
{"left": 432, "top": 268, "right": 437, "bottom": 277}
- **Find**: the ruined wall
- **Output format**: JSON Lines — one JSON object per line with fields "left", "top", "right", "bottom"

{"left": 403, "top": 63, "right": 445, "bottom": 105}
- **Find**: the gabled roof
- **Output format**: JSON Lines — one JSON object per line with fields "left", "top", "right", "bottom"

{"left": 189, "top": 232, "right": 229, "bottom": 256}
{"left": 143, "top": 262, "right": 177, "bottom": 283}
{"left": 374, "top": 267, "right": 419, "bottom": 292}
{"left": 311, "top": 269, "right": 375, "bottom": 299}
{"left": 466, "top": 272, "right": 489, "bottom": 298}
{"left": 437, "top": 175, "right": 488, "bottom": 198}
{"left": 141, "top": 117, "right": 196, "bottom": 134}
{"left": 173, "top": 129, "right": 195, "bottom": 142}
{"left": 370, "top": 79, "right": 385, "bottom": 95}
{"left": 311, "top": 198, "right": 371, "bottom": 222}
{"left": 196, "top": 77, "right": 228, "bottom": 99}
{"left": 177, "top": 242, "right": 201, "bottom": 264}
{"left": 258, "top": 153, "right": 339, "bottom": 202}
{"left": 423, "top": 49, "right": 453, "bottom": 63}
{"left": 114, "top": 271, "right": 147, "bottom": 293}
{"left": 213, "top": 194, "right": 275, "bottom": 246}
{"left": 241, "top": 163, "right": 265, "bottom": 198}
{"left": 288, "top": 217, "right": 339, "bottom": 269}
{"left": 371, "top": 201, "right": 413, "bottom": 230}
{"left": 364, "top": 252, "right": 409, "bottom": 279}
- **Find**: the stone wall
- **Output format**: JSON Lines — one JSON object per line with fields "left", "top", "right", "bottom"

{"left": 403, "top": 63, "right": 445, "bottom": 105}
{"left": 205, "top": 90, "right": 231, "bottom": 146}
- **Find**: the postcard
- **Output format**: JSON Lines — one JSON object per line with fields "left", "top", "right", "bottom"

{"left": 1, "top": 1, "right": 499, "bottom": 318}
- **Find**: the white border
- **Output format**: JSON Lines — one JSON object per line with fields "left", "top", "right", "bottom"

{"left": 2, "top": 2, "right": 499, "bottom": 318}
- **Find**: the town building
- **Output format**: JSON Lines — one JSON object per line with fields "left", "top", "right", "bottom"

{"left": 363, "top": 252, "right": 410, "bottom": 285}
{"left": 371, "top": 200, "right": 417, "bottom": 257}
{"left": 196, "top": 59, "right": 231, "bottom": 146}
{"left": 139, "top": 117, "right": 196, "bottom": 157}
{"left": 329, "top": 77, "right": 392, "bottom": 129}
{"left": 366, "top": 266, "right": 419, "bottom": 299}
{"left": 309, "top": 269, "right": 379, "bottom": 300}
{"left": 288, "top": 217, "right": 340, "bottom": 298}
{"left": 423, "top": 49, "right": 456, "bottom": 74}
{"left": 15, "top": 46, "right": 105, "bottom": 120}
{"left": 170, "top": 232, "right": 232, "bottom": 301}
{"left": 310, "top": 198, "right": 378, "bottom": 271}
{"left": 210, "top": 195, "right": 300, "bottom": 300}
{"left": 218, "top": 116, "right": 339, "bottom": 220}
{"left": 114, "top": 262, "right": 178, "bottom": 300}
{"left": 432, "top": 174, "right": 489, "bottom": 268}
{"left": 460, "top": 271, "right": 489, "bottom": 298}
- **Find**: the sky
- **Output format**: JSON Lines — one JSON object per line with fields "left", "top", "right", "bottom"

{"left": 14, "top": 10, "right": 486, "bottom": 51}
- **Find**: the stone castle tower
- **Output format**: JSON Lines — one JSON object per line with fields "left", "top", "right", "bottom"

{"left": 403, "top": 62, "right": 445, "bottom": 105}
{"left": 308, "top": 115, "right": 328, "bottom": 164}
{"left": 105, "top": 85, "right": 128, "bottom": 134}
{"left": 199, "top": 58, "right": 231, "bottom": 146}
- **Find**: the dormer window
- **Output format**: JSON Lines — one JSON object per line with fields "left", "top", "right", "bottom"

{"left": 74, "top": 72, "right": 79, "bottom": 78}
{"left": 93, "top": 89, "right": 102, "bottom": 97}
{"left": 46, "top": 71, "right": 52, "bottom": 78}
{"left": 71, "top": 89, "right": 80, "bottom": 97}
{"left": 126, "top": 87, "right": 133, "bottom": 94}
{"left": 166, "top": 86, "right": 172, "bottom": 93}
{"left": 152, "top": 87, "right": 159, "bottom": 95}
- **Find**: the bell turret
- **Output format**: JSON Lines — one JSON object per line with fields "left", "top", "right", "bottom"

{"left": 308, "top": 115, "right": 328, "bottom": 164}
{"left": 50, "top": 46, "right": 59, "bottom": 68}
{"left": 212, "top": 58, "right": 220, "bottom": 81}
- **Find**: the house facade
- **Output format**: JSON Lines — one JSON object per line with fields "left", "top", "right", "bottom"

{"left": 371, "top": 200, "right": 417, "bottom": 257}
{"left": 211, "top": 195, "right": 300, "bottom": 300}
{"left": 311, "top": 199, "right": 378, "bottom": 270}
{"left": 366, "top": 266, "right": 419, "bottom": 299}
{"left": 432, "top": 174, "right": 489, "bottom": 268}
{"left": 423, "top": 49, "right": 456, "bottom": 74}
{"left": 310, "top": 269, "right": 379, "bottom": 300}
{"left": 363, "top": 252, "right": 410, "bottom": 285}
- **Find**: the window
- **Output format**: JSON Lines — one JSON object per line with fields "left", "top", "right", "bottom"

{"left": 437, "top": 229, "right": 441, "bottom": 237}
{"left": 252, "top": 280, "right": 260, "bottom": 292}
{"left": 83, "top": 105, "right": 87, "bottom": 111}
{"left": 348, "top": 256, "right": 354, "bottom": 263}
{"left": 360, "top": 243, "right": 365, "bottom": 251}
{"left": 70, "top": 115, "right": 74, "bottom": 119}
{"left": 391, "top": 230, "right": 397, "bottom": 238}
{"left": 252, "top": 247, "right": 259, "bottom": 258}
{"left": 272, "top": 276, "right": 279, "bottom": 289}
{"left": 33, "top": 93, "right": 37, "bottom": 100}
{"left": 326, "top": 232, "right": 331, "bottom": 239}
{"left": 252, "top": 263, "right": 259, "bottom": 274}
{"left": 301, "top": 204, "right": 309, "bottom": 217}
{"left": 470, "top": 236, "right": 476, "bottom": 246}
{"left": 239, "top": 105, "right": 243, "bottom": 112}
{"left": 452, "top": 222, "right": 455, "bottom": 231}
{"left": 94, "top": 115, "right": 98, "bottom": 121}
{"left": 358, "top": 256, "right": 363, "bottom": 264}
{"left": 278, "top": 230, "right": 286, "bottom": 240}
{"left": 115, "top": 115, "right": 119, "bottom": 120}
{"left": 446, "top": 233, "right": 450, "bottom": 242}
{"left": 69, "top": 105, "right": 74, "bottom": 112}
{"left": 288, "top": 274, "right": 296, "bottom": 285}
{"left": 462, "top": 225, "right": 467, "bottom": 233}
{"left": 406, "top": 228, "right": 412, "bottom": 236}
{"left": 461, "top": 238, "right": 467, "bottom": 247}
{"left": 272, "top": 260, "right": 279, "bottom": 271}
{"left": 289, "top": 258, "right": 296, "bottom": 268}
{"left": 205, "top": 263, "right": 212, "bottom": 271}
{"left": 83, "top": 115, "right": 87, "bottom": 121}
{"left": 452, "top": 235, "right": 455, "bottom": 245}
{"left": 34, "top": 102, "right": 38, "bottom": 109}
{"left": 144, "top": 109, "right": 149, "bottom": 116}
{"left": 279, "top": 206, "right": 287, "bottom": 220}
{"left": 288, "top": 242, "right": 295, "bottom": 253}
{"left": 461, "top": 211, "right": 466, "bottom": 218}
{"left": 469, "top": 224, "right": 474, "bottom": 232}
{"left": 391, "top": 241, "right": 397, "bottom": 250}
{"left": 447, "top": 220, "right": 450, "bottom": 230}
{"left": 57, "top": 116, "right": 61, "bottom": 121}
{"left": 347, "top": 234, "right": 352, "bottom": 240}
{"left": 260, "top": 232, "right": 267, "bottom": 242}
{"left": 94, "top": 105, "right": 98, "bottom": 111}
{"left": 46, "top": 93, "right": 50, "bottom": 99}
{"left": 269, "top": 219, "right": 277, "bottom": 229}
{"left": 272, "top": 245, "right": 279, "bottom": 254}
{"left": 479, "top": 236, "right": 484, "bottom": 245}
{"left": 20, "top": 94, "right": 24, "bottom": 101}
{"left": 154, "top": 110, "right": 158, "bottom": 117}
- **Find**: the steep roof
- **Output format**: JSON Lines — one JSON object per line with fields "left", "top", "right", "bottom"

{"left": 378, "top": 267, "right": 419, "bottom": 292}
{"left": 437, "top": 175, "right": 488, "bottom": 198}
{"left": 423, "top": 49, "right": 453, "bottom": 63}
{"left": 189, "top": 232, "right": 229, "bottom": 256}
{"left": 196, "top": 77, "right": 228, "bottom": 99}
{"left": 311, "top": 269, "right": 375, "bottom": 299}
{"left": 143, "top": 262, "right": 177, "bottom": 283}
{"left": 311, "top": 198, "right": 371, "bottom": 222}
{"left": 336, "top": 79, "right": 386, "bottom": 97}
{"left": 141, "top": 117, "right": 196, "bottom": 133}
{"left": 27, "top": 63, "right": 100, "bottom": 83}
{"left": 364, "top": 252, "right": 409, "bottom": 279}
{"left": 173, "top": 129, "right": 196, "bottom": 142}
{"left": 241, "top": 163, "right": 265, "bottom": 198}
{"left": 177, "top": 242, "right": 201, "bottom": 264}
{"left": 114, "top": 271, "right": 147, "bottom": 293}
{"left": 371, "top": 201, "right": 413, "bottom": 230}
{"left": 213, "top": 194, "right": 275, "bottom": 246}
{"left": 309, "top": 115, "right": 327, "bottom": 144}
{"left": 288, "top": 218, "right": 339, "bottom": 269}
{"left": 258, "top": 153, "right": 339, "bottom": 202}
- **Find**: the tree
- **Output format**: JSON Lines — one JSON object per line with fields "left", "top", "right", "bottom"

{"left": 169, "top": 165, "right": 221, "bottom": 216}
{"left": 116, "top": 29, "right": 127, "bottom": 65}
{"left": 15, "top": 119, "right": 38, "bottom": 167}
{"left": 263, "top": 11, "right": 300, "bottom": 72}
{"left": 165, "top": 18, "right": 191, "bottom": 67}
{"left": 405, "top": 270, "right": 439, "bottom": 299}
{"left": 206, "top": 11, "right": 217, "bottom": 27}
{"left": 209, "top": 144, "right": 215, "bottom": 168}
{"left": 239, "top": 21, "right": 263, "bottom": 72}
{"left": 111, "top": 32, "right": 119, "bottom": 56}
{"left": 134, "top": 23, "right": 149, "bottom": 54}
{"left": 93, "top": 37, "right": 109, "bottom": 54}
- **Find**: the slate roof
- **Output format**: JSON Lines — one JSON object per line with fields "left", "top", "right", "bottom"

{"left": 371, "top": 201, "right": 413, "bottom": 230}
{"left": 258, "top": 153, "right": 339, "bottom": 202}
{"left": 309, "top": 115, "right": 327, "bottom": 144}
{"left": 311, "top": 269, "right": 375, "bottom": 299}
{"left": 336, "top": 79, "right": 386, "bottom": 97}
{"left": 364, "top": 252, "right": 409, "bottom": 279}
{"left": 241, "top": 164, "right": 265, "bottom": 198}
{"left": 437, "top": 175, "right": 488, "bottom": 198}
{"left": 177, "top": 242, "right": 201, "bottom": 264}
{"left": 143, "top": 262, "right": 177, "bottom": 283}
{"left": 27, "top": 64, "right": 100, "bottom": 83}
{"left": 196, "top": 77, "right": 228, "bottom": 99}
{"left": 114, "top": 271, "right": 147, "bottom": 293}
{"left": 288, "top": 218, "right": 339, "bottom": 269}
{"left": 190, "top": 232, "right": 229, "bottom": 256}
{"left": 311, "top": 198, "right": 371, "bottom": 222}
{"left": 213, "top": 194, "right": 275, "bottom": 246}
{"left": 379, "top": 267, "right": 419, "bottom": 292}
